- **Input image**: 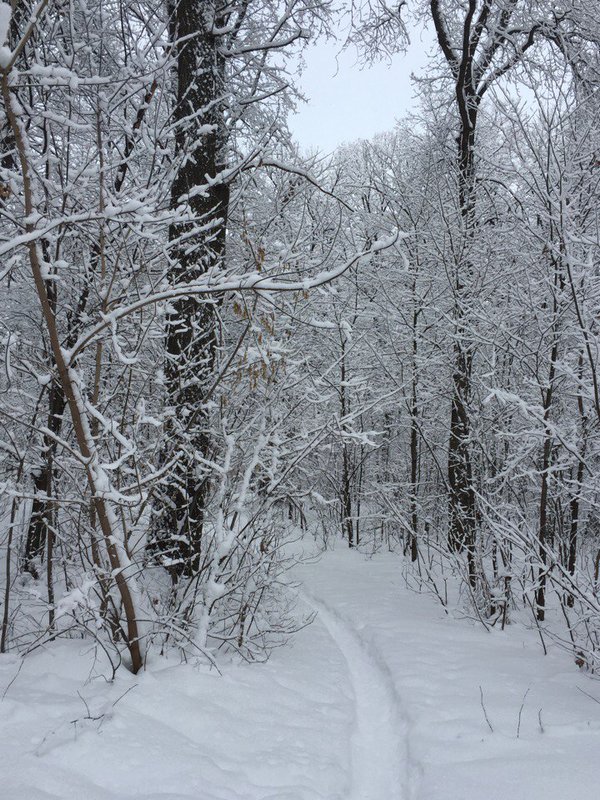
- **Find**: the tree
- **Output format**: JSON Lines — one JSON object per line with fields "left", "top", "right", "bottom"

{"left": 1, "top": 0, "right": 396, "bottom": 668}
{"left": 157, "top": 0, "right": 332, "bottom": 575}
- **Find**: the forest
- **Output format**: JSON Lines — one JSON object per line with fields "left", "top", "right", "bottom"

{"left": 1, "top": 1, "right": 600, "bottom": 797}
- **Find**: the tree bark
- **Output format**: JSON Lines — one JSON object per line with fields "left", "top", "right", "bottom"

{"left": 156, "top": 0, "right": 230, "bottom": 576}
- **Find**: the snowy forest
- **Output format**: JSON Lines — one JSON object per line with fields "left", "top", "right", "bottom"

{"left": 1, "top": 1, "right": 600, "bottom": 798}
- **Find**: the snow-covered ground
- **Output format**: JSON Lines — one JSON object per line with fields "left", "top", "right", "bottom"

{"left": 1, "top": 547, "right": 599, "bottom": 799}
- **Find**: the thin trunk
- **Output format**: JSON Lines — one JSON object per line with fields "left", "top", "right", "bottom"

{"left": 24, "top": 380, "right": 66, "bottom": 576}
{"left": 535, "top": 434, "right": 552, "bottom": 622}
{"left": 23, "top": 69, "right": 157, "bottom": 576}
{"left": 2, "top": 73, "right": 144, "bottom": 673}
{"left": 535, "top": 304, "right": 559, "bottom": 622}
{"left": 409, "top": 288, "right": 419, "bottom": 562}
{"left": 0, "top": 499, "right": 19, "bottom": 652}
{"left": 567, "top": 353, "right": 587, "bottom": 607}
{"left": 340, "top": 339, "right": 354, "bottom": 547}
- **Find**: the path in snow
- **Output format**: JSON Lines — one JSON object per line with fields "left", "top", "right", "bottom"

{"left": 305, "top": 592, "right": 411, "bottom": 800}
{"left": 307, "top": 547, "right": 600, "bottom": 800}
{"left": 2, "top": 546, "right": 600, "bottom": 799}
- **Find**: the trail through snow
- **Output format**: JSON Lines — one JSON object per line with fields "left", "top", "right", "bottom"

{"left": 305, "top": 592, "right": 410, "bottom": 800}
{"left": 307, "top": 548, "right": 600, "bottom": 800}
{"left": 1, "top": 545, "right": 600, "bottom": 799}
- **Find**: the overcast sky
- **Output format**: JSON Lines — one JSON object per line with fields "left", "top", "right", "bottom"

{"left": 288, "top": 25, "right": 435, "bottom": 153}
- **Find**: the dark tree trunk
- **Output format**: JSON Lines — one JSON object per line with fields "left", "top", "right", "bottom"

{"left": 429, "top": 0, "right": 550, "bottom": 591}
{"left": 535, "top": 434, "right": 552, "bottom": 622}
{"left": 340, "top": 339, "right": 354, "bottom": 547}
{"left": 23, "top": 380, "right": 65, "bottom": 578}
{"left": 446, "top": 101, "right": 479, "bottom": 592}
{"left": 566, "top": 355, "right": 587, "bottom": 607}
{"left": 409, "top": 297, "right": 419, "bottom": 562}
{"left": 429, "top": 2, "right": 480, "bottom": 578}
{"left": 535, "top": 287, "right": 560, "bottom": 621}
{"left": 159, "top": 0, "right": 229, "bottom": 576}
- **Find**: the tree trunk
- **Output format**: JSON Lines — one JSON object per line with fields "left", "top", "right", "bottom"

{"left": 535, "top": 300, "right": 560, "bottom": 622}
{"left": 340, "top": 338, "right": 354, "bottom": 547}
{"left": 2, "top": 72, "right": 144, "bottom": 673}
{"left": 159, "top": 0, "right": 229, "bottom": 576}
{"left": 24, "top": 379, "right": 65, "bottom": 577}
{"left": 409, "top": 297, "right": 419, "bottom": 562}
{"left": 447, "top": 105, "right": 478, "bottom": 591}
{"left": 566, "top": 354, "right": 587, "bottom": 607}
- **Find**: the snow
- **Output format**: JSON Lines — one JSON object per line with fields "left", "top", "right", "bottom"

{"left": 0, "top": 2, "right": 11, "bottom": 69}
{"left": 0, "top": 45, "right": 11, "bottom": 69}
{"left": 305, "top": 592, "right": 410, "bottom": 800}
{"left": 0, "top": 3, "right": 10, "bottom": 45}
{"left": 1, "top": 547, "right": 600, "bottom": 799}
{"left": 307, "top": 550, "right": 600, "bottom": 800}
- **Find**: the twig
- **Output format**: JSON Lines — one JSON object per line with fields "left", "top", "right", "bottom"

{"left": 516, "top": 687, "right": 530, "bottom": 738}
{"left": 576, "top": 685, "right": 600, "bottom": 706}
{"left": 111, "top": 683, "right": 138, "bottom": 708}
{"left": 479, "top": 685, "right": 494, "bottom": 733}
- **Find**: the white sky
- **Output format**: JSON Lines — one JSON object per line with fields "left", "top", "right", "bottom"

{"left": 288, "top": 25, "right": 435, "bottom": 153}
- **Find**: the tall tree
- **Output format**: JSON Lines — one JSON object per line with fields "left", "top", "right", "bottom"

{"left": 158, "top": 0, "right": 330, "bottom": 576}
{"left": 427, "top": 0, "right": 581, "bottom": 583}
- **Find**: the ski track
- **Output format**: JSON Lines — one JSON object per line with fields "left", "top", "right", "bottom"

{"left": 306, "top": 592, "right": 412, "bottom": 800}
